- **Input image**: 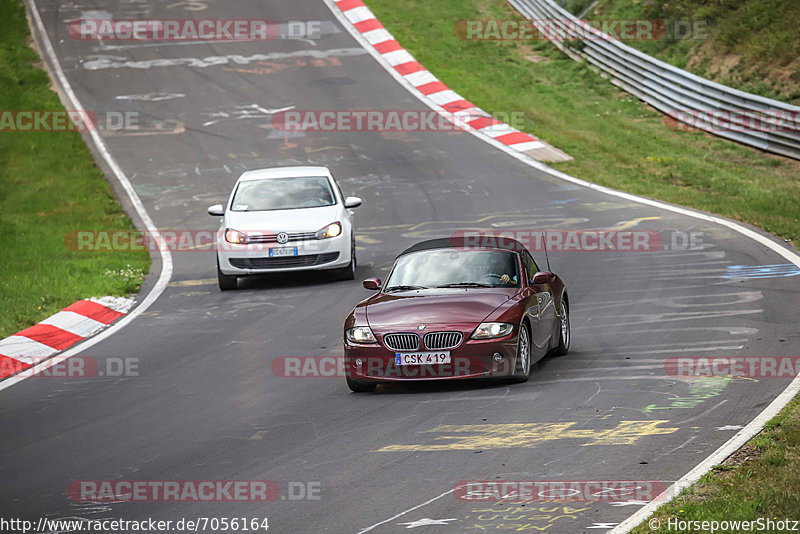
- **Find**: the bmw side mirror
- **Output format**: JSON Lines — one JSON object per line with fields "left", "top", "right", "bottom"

{"left": 362, "top": 278, "right": 381, "bottom": 290}
{"left": 344, "top": 196, "right": 362, "bottom": 209}
{"left": 207, "top": 204, "right": 224, "bottom": 216}
{"left": 531, "top": 271, "right": 555, "bottom": 285}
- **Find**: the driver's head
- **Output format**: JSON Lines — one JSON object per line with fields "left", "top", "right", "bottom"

{"left": 311, "top": 184, "right": 330, "bottom": 199}
{"left": 253, "top": 183, "right": 272, "bottom": 198}
{"left": 486, "top": 254, "right": 505, "bottom": 271}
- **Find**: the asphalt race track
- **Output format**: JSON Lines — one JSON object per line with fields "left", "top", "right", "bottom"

{"left": 2, "top": 1, "right": 799, "bottom": 532}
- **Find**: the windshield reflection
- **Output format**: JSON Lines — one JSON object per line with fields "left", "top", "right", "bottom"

{"left": 385, "top": 249, "right": 520, "bottom": 291}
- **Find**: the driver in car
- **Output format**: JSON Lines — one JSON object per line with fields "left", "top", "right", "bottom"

{"left": 483, "top": 255, "right": 517, "bottom": 285}
{"left": 306, "top": 183, "right": 333, "bottom": 206}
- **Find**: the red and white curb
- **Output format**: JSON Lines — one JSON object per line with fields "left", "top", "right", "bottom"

{"left": 331, "top": 0, "right": 571, "bottom": 162}
{"left": 0, "top": 296, "right": 134, "bottom": 379}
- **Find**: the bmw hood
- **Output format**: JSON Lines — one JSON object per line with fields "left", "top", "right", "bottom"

{"left": 365, "top": 289, "right": 517, "bottom": 332}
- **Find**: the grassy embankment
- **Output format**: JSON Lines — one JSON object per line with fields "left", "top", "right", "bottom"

{"left": 575, "top": 0, "right": 800, "bottom": 105}
{"left": 0, "top": 0, "right": 149, "bottom": 338}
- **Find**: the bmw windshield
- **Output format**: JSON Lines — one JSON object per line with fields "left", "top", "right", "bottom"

{"left": 384, "top": 249, "right": 521, "bottom": 291}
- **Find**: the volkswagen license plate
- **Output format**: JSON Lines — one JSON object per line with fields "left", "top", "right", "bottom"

{"left": 269, "top": 247, "right": 298, "bottom": 257}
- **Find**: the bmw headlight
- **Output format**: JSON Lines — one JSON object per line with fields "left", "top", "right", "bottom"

{"left": 316, "top": 222, "right": 342, "bottom": 239}
{"left": 346, "top": 326, "right": 377, "bottom": 343}
{"left": 471, "top": 322, "right": 514, "bottom": 340}
{"left": 224, "top": 228, "right": 249, "bottom": 244}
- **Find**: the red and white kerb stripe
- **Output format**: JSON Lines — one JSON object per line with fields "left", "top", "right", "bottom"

{"left": 0, "top": 297, "right": 133, "bottom": 379}
{"left": 333, "top": 0, "right": 545, "bottom": 153}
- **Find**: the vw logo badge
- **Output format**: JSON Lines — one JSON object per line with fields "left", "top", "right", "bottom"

{"left": 417, "top": 325, "right": 426, "bottom": 331}
{"left": 276, "top": 232, "right": 289, "bottom": 244}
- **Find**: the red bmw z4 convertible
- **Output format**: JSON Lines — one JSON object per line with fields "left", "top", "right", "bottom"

{"left": 343, "top": 237, "right": 569, "bottom": 392}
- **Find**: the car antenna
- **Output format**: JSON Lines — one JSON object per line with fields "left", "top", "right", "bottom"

{"left": 542, "top": 232, "right": 551, "bottom": 272}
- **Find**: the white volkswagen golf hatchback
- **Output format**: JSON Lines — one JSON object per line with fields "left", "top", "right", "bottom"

{"left": 207, "top": 166, "right": 362, "bottom": 290}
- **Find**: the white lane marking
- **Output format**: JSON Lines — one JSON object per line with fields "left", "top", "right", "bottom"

{"left": 357, "top": 487, "right": 457, "bottom": 533}
{"left": 596, "top": 346, "right": 744, "bottom": 355}
{"left": 652, "top": 436, "right": 698, "bottom": 460}
{"left": 398, "top": 518, "right": 458, "bottom": 529}
{"left": 572, "top": 291, "right": 763, "bottom": 309}
{"left": 716, "top": 425, "right": 744, "bottom": 431}
{"left": 200, "top": 104, "right": 294, "bottom": 126}
{"left": 2, "top": 1, "right": 174, "bottom": 393}
{"left": 675, "top": 400, "right": 728, "bottom": 424}
{"left": 39, "top": 311, "right": 106, "bottom": 338}
{"left": 586, "top": 339, "right": 749, "bottom": 350}
{"left": 82, "top": 47, "right": 367, "bottom": 70}
{"left": 115, "top": 92, "right": 186, "bottom": 101}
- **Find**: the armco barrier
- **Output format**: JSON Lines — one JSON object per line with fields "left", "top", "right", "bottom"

{"left": 508, "top": 0, "right": 800, "bottom": 160}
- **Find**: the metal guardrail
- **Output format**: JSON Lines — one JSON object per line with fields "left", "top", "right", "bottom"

{"left": 509, "top": 0, "right": 800, "bottom": 160}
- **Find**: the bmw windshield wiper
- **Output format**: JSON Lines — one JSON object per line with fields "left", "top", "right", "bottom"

{"left": 384, "top": 285, "right": 428, "bottom": 292}
{"left": 435, "top": 282, "right": 494, "bottom": 288}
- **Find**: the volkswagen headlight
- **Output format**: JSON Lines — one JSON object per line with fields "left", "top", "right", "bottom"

{"left": 224, "top": 228, "right": 249, "bottom": 244}
{"left": 316, "top": 222, "right": 342, "bottom": 239}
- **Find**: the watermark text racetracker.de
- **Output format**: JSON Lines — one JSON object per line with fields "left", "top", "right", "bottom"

{"left": 272, "top": 356, "right": 506, "bottom": 378}
{"left": 665, "top": 356, "right": 800, "bottom": 378}
{"left": 67, "top": 480, "right": 320, "bottom": 502}
{"left": 68, "top": 19, "right": 323, "bottom": 41}
{"left": 0, "top": 356, "right": 139, "bottom": 378}
{"left": 0, "top": 110, "right": 138, "bottom": 132}
{"left": 451, "top": 229, "right": 704, "bottom": 252}
{"left": 64, "top": 229, "right": 330, "bottom": 253}
{"left": 664, "top": 109, "right": 800, "bottom": 134}
{"left": 456, "top": 480, "right": 666, "bottom": 502}
{"left": 454, "top": 19, "right": 710, "bottom": 42}
{"left": 271, "top": 109, "right": 528, "bottom": 132}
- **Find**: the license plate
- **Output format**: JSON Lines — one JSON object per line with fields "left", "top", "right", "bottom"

{"left": 269, "top": 247, "right": 298, "bottom": 257}
{"left": 395, "top": 352, "right": 451, "bottom": 365}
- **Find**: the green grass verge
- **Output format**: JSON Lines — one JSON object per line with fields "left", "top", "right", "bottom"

{"left": 365, "top": 0, "right": 800, "bottom": 245}
{"left": 631, "top": 396, "right": 800, "bottom": 533}
{"left": 0, "top": 0, "right": 149, "bottom": 339}
{"left": 363, "top": 0, "right": 800, "bottom": 529}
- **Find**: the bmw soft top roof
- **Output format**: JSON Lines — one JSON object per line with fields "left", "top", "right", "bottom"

{"left": 398, "top": 236, "right": 529, "bottom": 257}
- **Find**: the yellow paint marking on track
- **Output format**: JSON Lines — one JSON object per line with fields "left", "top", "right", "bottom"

{"left": 377, "top": 421, "right": 678, "bottom": 452}
{"left": 358, "top": 210, "right": 542, "bottom": 233}
{"left": 611, "top": 216, "right": 661, "bottom": 231}
{"left": 168, "top": 278, "right": 216, "bottom": 287}
{"left": 304, "top": 145, "right": 349, "bottom": 153}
